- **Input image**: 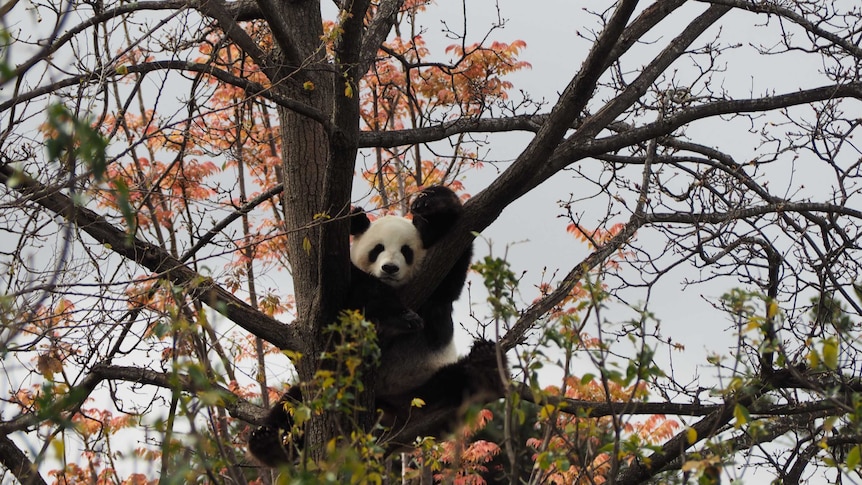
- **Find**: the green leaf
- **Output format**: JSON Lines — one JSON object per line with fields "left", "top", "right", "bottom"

{"left": 111, "top": 177, "right": 137, "bottom": 237}
{"left": 847, "top": 444, "right": 861, "bottom": 470}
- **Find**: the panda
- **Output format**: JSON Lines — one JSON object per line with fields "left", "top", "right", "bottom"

{"left": 350, "top": 186, "right": 473, "bottom": 397}
{"left": 248, "top": 186, "right": 506, "bottom": 466}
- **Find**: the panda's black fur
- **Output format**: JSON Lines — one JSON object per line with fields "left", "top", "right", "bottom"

{"left": 248, "top": 186, "right": 507, "bottom": 467}
{"left": 247, "top": 385, "right": 303, "bottom": 466}
{"left": 377, "top": 339, "right": 507, "bottom": 439}
{"left": 345, "top": 262, "right": 424, "bottom": 346}
{"left": 363, "top": 186, "right": 474, "bottom": 398}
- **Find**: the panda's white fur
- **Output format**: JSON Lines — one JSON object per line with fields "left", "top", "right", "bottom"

{"left": 350, "top": 215, "right": 426, "bottom": 288}
{"left": 376, "top": 338, "right": 458, "bottom": 397}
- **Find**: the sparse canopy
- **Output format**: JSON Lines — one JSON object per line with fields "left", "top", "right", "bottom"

{"left": 1, "top": 0, "right": 862, "bottom": 483}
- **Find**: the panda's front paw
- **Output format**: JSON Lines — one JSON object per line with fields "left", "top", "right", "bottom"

{"left": 467, "top": 339, "right": 497, "bottom": 358}
{"left": 411, "top": 186, "right": 462, "bottom": 219}
{"left": 411, "top": 186, "right": 463, "bottom": 247}
{"left": 377, "top": 310, "right": 424, "bottom": 339}
{"left": 400, "top": 309, "right": 424, "bottom": 331}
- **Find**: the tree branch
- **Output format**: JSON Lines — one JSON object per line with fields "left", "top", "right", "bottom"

{"left": 0, "top": 60, "right": 334, "bottom": 132}
{"left": 357, "top": 0, "right": 405, "bottom": 78}
{"left": 90, "top": 364, "right": 265, "bottom": 423}
{"left": 0, "top": 434, "right": 48, "bottom": 485}
{"left": 179, "top": 182, "right": 284, "bottom": 263}
{"left": 477, "top": 0, "right": 641, "bottom": 206}
{"left": 501, "top": 217, "right": 644, "bottom": 351}
{"left": 357, "top": 114, "right": 548, "bottom": 148}
{"left": 501, "top": 198, "right": 862, "bottom": 351}
{"left": 196, "top": 0, "right": 273, "bottom": 78}
{"left": 515, "top": 382, "right": 852, "bottom": 419}
{"left": 251, "top": 0, "right": 303, "bottom": 69}
{"left": 0, "top": 163, "right": 302, "bottom": 352}
{"left": 359, "top": 80, "right": 862, "bottom": 153}
{"left": 617, "top": 402, "right": 737, "bottom": 485}
{"left": 571, "top": 4, "right": 731, "bottom": 146}
{"left": 0, "top": 364, "right": 266, "bottom": 435}
{"left": 552, "top": 82, "right": 862, "bottom": 175}
{"left": 704, "top": 0, "right": 862, "bottom": 59}
{"left": 402, "top": 0, "right": 641, "bottom": 307}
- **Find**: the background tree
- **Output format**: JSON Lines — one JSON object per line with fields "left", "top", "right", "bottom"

{"left": 1, "top": 0, "right": 862, "bottom": 484}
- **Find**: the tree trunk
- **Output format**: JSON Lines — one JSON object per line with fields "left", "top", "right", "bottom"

{"left": 271, "top": 0, "right": 367, "bottom": 460}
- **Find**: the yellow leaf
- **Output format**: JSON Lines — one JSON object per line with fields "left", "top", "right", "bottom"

{"left": 411, "top": 398, "right": 426, "bottom": 408}
{"left": 283, "top": 350, "right": 303, "bottom": 362}
{"left": 344, "top": 81, "right": 353, "bottom": 98}
{"left": 681, "top": 459, "right": 700, "bottom": 472}
{"left": 50, "top": 436, "right": 65, "bottom": 458}
{"left": 115, "top": 65, "right": 128, "bottom": 75}
{"left": 538, "top": 403, "right": 556, "bottom": 420}
{"left": 303, "top": 236, "right": 312, "bottom": 254}
{"left": 293, "top": 405, "right": 311, "bottom": 426}
{"left": 733, "top": 403, "right": 749, "bottom": 429}
{"left": 823, "top": 337, "right": 839, "bottom": 370}
{"left": 303, "top": 81, "right": 315, "bottom": 91}
{"left": 36, "top": 353, "right": 63, "bottom": 380}
{"left": 744, "top": 318, "right": 761, "bottom": 332}
{"left": 766, "top": 300, "right": 779, "bottom": 319}
{"left": 727, "top": 377, "right": 743, "bottom": 392}
{"left": 198, "top": 390, "right": 223, "bottom": 406}
{"left": 686, "top": 427, "right": 698, "bottom": 444}
{"left": 807, "top": 350, "right": 820, "bottom": 368}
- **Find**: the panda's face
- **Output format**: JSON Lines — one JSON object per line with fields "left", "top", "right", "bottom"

{"left": 350, "top": 216, "right": 425, "bottom": 287}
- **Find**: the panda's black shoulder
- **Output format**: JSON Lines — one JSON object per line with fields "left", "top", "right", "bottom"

{"left": 410, "top": 186, "right": 464, "bottom": 248}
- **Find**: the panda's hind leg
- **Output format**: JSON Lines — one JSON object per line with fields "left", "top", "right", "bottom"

{"left": 248, "top": 386, "right": 303, "bottom": 467}
{"left": 377, "top": 339, "right": 508, "bottom": 437}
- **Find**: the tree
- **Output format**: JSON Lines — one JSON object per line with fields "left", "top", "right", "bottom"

{"left": 2, "top": 0, "right": 862, "bottom": 483}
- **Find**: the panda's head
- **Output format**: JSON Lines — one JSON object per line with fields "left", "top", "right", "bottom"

{"left": 350, "top": 215, "right": 426, "bottom": 288}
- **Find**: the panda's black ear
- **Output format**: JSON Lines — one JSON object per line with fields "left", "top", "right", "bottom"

{"left": 349, "top": 207, "right": 371, "bottom": 236}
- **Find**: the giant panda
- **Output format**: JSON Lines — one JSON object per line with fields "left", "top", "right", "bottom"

{"left": 248, "top": 186, "right": 506, "bottom": 466}
{"left": 350, "top": 186, "right": 474, "bottom": 398}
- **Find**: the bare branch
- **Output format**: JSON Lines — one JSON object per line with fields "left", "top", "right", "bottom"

{"left": 357, "top": 0, "right": 406, "bottom": 77}
{"left": 0, "top": 60, "right": 334, "bottom": 131}
{"left": 197, "top": 0, "right": 272, "bottom": 77}
{"left": 0, "top": 435, "right": 48, "bottom": 485}
{"left": 0, "top": 163, "right": 302, "bottom": 352}
{"left": 705, "top": 0, "right": 862, "bottom": 59}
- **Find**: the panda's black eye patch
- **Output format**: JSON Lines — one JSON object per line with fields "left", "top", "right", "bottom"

{"left": 369, "top": 244, "right": 385, "bottom": 262}
{"left": 401, "top": 245, "right": 414, "bottom": 265}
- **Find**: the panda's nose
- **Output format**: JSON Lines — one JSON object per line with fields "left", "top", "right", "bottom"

{"left": 382, "top": 263, "right": 399, "bottom": 274}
